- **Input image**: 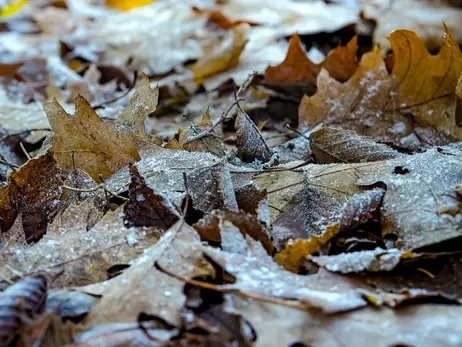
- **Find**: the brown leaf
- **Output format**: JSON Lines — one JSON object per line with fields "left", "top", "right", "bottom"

{"left": 193, "top": 208, "right": 273, "bottom": 255}
{"left": 187, "top": 162, "right": 238, "bottom": 213}
{"left": 299, "top": 26, "right": 462, "bottom": 148}
{"left": 310, "top": 127, "right": 402, "bottom": 164}
{"left": 0, "top": 200, "right": 162, "bottom": 288}
{"left": 264, "top": 34, "right": 358, "bottom": 85}
{"left": 235, "top": 110, "right": 272, "bottom": 163}
{"left": 0, "top": 152, "right": 62, "bottom": 241}
{"left": 0, "top": 275, "right": 48, "bottom": 347}
{"left": 190, "top": 24, "right": 249, "bottom": 84}
{"left": 44, "top": 76, "right": 159, "bottom": 181}
{"left": 78, "top": 221, "right": 213, "bottom": 328}
{"left": 124, "top": 164, "right": 181, "bottom": 228}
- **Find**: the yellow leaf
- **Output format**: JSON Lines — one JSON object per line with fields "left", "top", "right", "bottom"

{"left": 0, "top": 0, "right": 28, "bottom": 19}
{"left": 190, "top": 24, "right": 249, "bottom": 84}
{"left": 105, "top": 0, "right": 155, "bottom": 11}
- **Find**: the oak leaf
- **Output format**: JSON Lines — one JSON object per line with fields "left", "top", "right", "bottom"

{"left": 44, "top": 75, "right": 159, "bottom": 181}
{"left": 299, "top": 25, "right": 462, "bottom": 148}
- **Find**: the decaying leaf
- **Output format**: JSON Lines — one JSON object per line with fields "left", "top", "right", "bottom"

{"left": 235, "top": 109, "right": 272, "bottom": 163}
{"left": 299, "top": 26, "right": 462, "bottom": 148}
{"left": 124, "top": 164, "right": 180, "bottom": 228}
{"left": 0, "top": 152, "right": 62, "bottom": 241}
{"left": 193, "top": 208, "right": 273, "bottom": 254}
{"left": 310, "top": 127, "right": 402, "bottom": 164}
{"left": 264, "top": 34, "right": 358, "bottom": 85}
{"left": 190, "top": 24, "right": 249, "bottom": 84}
{"left": 44, "top": 76, "right": 159, "bottom": 181}
{"left": 78, "top": 221, "right": 213, "bottom": 328}
{"left": 0, "top": 200, "right": 162, "bottom": 288}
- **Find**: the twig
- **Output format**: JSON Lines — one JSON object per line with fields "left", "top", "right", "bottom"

{"left": 92, "top": 71, "right": 138, "bottom": 110}
{"left": 62, "top": 184, "right": 129, "bottom": 201}
{"left": 19, "top": 143, "right": 31, "bottom": 160}
{"left": 285, "top": 124, "right": 310, "bottom": 139}
{"left": 229, "top": 158, "right": 312, "bottom": 174}
{"left": 0, "top": 128, "right": 51, "bottom": 143}
{"left": 0, "top": 151, "right": 19, "bottom": 170}
{"left": 183, "top": 71, "right": 256, "bottom": 146}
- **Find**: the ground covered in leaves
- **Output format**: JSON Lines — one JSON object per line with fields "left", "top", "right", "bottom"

{"left": 1, "top": 1, "right": 462, "bottom": 346}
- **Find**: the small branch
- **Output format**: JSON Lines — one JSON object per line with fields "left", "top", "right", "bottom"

{"left": 0, "top": 151, "right": 19, "bottom": 171}
{"left": 183, "top": 71, "right": 256, "bottom": 146}
{"left": 20, "top": 143, "right": 31, "bottom": 160}
{"left": 285, "top": 124, "right": 310, "bottom": 139}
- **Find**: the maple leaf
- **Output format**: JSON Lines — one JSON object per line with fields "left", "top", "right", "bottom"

{"left": 0, "top": 152, "right": 62, "bottom": 241}
{"left": 264, "top": 34, "right": 358, "bottom": 85}
{"left": 44, "top": 75, "right": 159, "bottom": 181}
{"left": 299, "top": 25, "right": 462, "bottom": 148}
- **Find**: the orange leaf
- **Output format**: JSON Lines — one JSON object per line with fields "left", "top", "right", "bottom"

{"left": 264, "top": 34, "right": 358, "bottom": 85}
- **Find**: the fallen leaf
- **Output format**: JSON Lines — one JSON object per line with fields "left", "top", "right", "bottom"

{"left": 264, "top": 34, "right": 358, "bottom": 85}
{"left": 358, "top": 147, "right": 462, "bottom": 249}
{"left": 190, "top": 24, "right": 249, "bottom": 84}
{"left": 299, "top": 26, "right": 462, "bottom": 148}
{"left": 105, "top": 0, "right": 155, "bottom": 11}
{"left": 0, "top": 152, "right": 62, "bottom": 241}
{"left": 124, "top": 164, "right": 181, "bottom": 228}
{"left": 78, "top": 221, "right": 213, "bottom": 328}
{"left": 44, "top": 76, "right": 159, "bottom": 181}
{"left": 310, "top": 127, "right": 402, "bottom": 164}
{"left": 203, "top": 240, "right": 368, "bottom": 313}
{"left": 229, "top": 295, "right": 462, "bottom": 347}
{"left": 235, "top": 109, "right": 272, "bottom": 163}
{"left": 193, "top": 208, "right": 273, "bottom": 254}
{"left": 0, "top": 200, "right": 162, "bottom": 288}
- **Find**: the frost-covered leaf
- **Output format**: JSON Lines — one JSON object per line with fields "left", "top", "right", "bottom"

{"left": 0, "top": 200, "right": 162, "bottom": 288}
{"left": 310, "top": 248, "right": 419, "bottom": 273}
{"left": 310, "top": 127, "right": 402, "bottom": 164}
{"left": 235, "top": 109, "right": 272, "bottom": 163}
{"left": 193, "top": 208, "right": 273, "bottom": 255}
{"left": 187, "top": 162, "right": 238, "bottom": 213}
{"left": 358, "top": 147, "right": 462, "bottom": 249}
{"left": 204, "top": 241, "right": 368, "bottom": 313}
{"left": 299, "top": 26, "right": 462, "bottom": 149}
{"left": 78, "top": 221, "right": 213, "bottom": 328}
{"left": 124, "top": 164, "right": 180, "bottom": 228}
{"left": 0, "top": 152, "right": 62, "bottom": 242}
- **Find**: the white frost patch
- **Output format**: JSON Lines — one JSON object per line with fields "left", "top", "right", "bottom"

{"left": 390, "top": 122, "right": 406, "bottom": 134}
{"left": 136, "top": 194, "right": 145, "bottom": 202}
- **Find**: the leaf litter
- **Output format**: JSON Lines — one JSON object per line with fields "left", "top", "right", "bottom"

{"left": 2, "top": 1, "right": 462, "bottom": 346}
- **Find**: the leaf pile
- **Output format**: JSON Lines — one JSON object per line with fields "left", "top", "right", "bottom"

{"left": 1, "top": 1, "right": 462, "bottom": 346}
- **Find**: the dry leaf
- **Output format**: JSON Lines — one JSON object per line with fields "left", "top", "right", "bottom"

{"left": 310, "top": 127, "right": 402, "bottom": 164}
{"left": 264, "top": 34, "right": 358, "bottom": 85}
{"left": 0, "top": 152, "right": 62, "bottom": 241}
{"left": 78, "top": 221, "right": 213, "bottom": 328}
{"left": 193, "top": 208, "right": 273, "bottom": 255}
{"left": 124, "top": 164, "right": 181, "bottom": 228}
{"left": 299, "top": 26, "right": 462, "bottom": 148}
{"left": 190, "top": 24, "right": 249, "bottom": 84}
{"left": 0, "top": 200, "right": 162, "bottom": 288}
{"left": 235, "top": 109, "right": 272, "bottom": 163}
{"left": 44, "top": 76, "right": 159, "bottom": 181}
{"left": 105, "top": 0, "right": 155, "bottom": 11}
